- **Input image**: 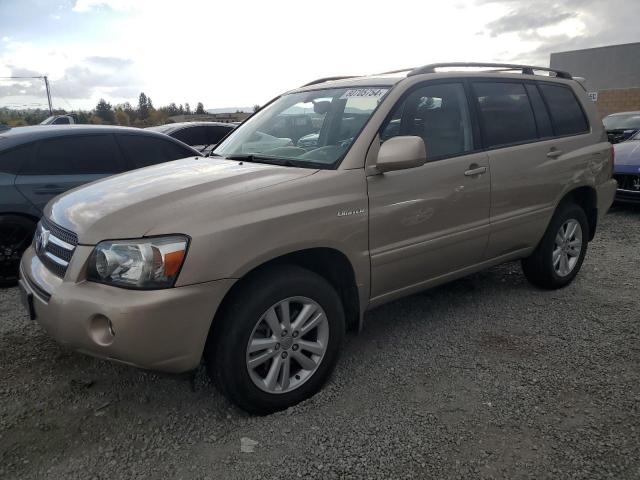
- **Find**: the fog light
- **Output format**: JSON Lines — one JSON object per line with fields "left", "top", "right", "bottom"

{"left": 89, "top": 314, "right": 116, "bottom": 346}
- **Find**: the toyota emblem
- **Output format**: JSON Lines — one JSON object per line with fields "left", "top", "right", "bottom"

{"left": 35, "top": 227, "right": 50, "bottom": 255}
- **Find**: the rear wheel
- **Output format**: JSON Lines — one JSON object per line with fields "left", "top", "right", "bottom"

{"left": 522, "top": 203, "right": 588, "bottom": 289}
{"left": 0, "top": 215, "right": 36, "bottom": 287}
{"left": 206, "top": 265, "right": 345, "bottom": 415}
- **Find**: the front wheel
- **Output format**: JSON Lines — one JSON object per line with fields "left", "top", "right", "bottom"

{"left": 205, "top": 265, "right": 345, "bottom": 415}
{"left": 522, "top": 202, "right": 588, "bottom": 289}
{"left": 0, "top": 215, "right": 36, "bottom": 287}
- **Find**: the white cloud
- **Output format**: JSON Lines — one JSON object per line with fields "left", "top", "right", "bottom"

{"left": 3, "top": 0, "right": 639, "bottom": 111}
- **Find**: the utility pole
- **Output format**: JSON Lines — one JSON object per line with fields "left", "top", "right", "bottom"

{"left": 43, "top": 76, "right": 53, "bottom": 114}
{"left": 0, "top": 75, "right": 54, "bottom": 112}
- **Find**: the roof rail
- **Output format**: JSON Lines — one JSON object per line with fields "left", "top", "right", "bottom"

{"left": 407, "top": 62, "right": 573, "bottom": 79}
{"left": 301, "top": 75, "right": 359, "bottom": 87}
{"left": 376, "top": 68, "right": 415, "bottom": 75}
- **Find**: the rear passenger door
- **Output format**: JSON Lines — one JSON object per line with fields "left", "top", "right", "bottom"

{"left": 367, "top": 82, "right": 491, "bottom": 300}
{"left": 116, "top": 134, "right": 197, "bottom": 169}
{"left": 15, "top": 134, "right": 125, "bottom": 212}
{"left": 472, "top": 80, "right": 591, "bottom": 259}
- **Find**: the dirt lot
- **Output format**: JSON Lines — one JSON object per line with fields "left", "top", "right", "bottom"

{"left": 1, "top": 205, "right": 639, "bottom": 480}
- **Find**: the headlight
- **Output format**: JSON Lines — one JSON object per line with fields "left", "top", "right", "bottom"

{"left": 87, "top": 235, "right": 189, "bottom": 289}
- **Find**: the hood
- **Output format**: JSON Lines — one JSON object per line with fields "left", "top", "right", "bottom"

{"left": 614, "top": 140, "right": 640, "bottom": 166}
{"left": 46, "top": 157, "right": 317, "bottom": 244}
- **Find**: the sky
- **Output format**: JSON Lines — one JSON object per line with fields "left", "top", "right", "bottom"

{"left": 0, "top": 0, "right": 638, "bottom": 111}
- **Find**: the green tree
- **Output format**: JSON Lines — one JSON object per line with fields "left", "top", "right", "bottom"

{"left": 196, "top": 102, "right": 205, "bottom": 114}
{"left": 185, "top": 102, "right": 191, "bottom": 115}
{"left": 138, "top": 92, "right": 149, "bottom": 119}
{"left": 95, "top": 99, "right": 114, "bottom": 123}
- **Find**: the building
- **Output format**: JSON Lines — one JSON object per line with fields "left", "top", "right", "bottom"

{"left": 550, "top": 42, "right": 640, "bottom": 118}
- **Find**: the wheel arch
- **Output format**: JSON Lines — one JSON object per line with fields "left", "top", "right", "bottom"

{"left": 210, "top": 247, "right": 361, "bottom": 338}
{"left": 556, "top": 186, "right": 598, "bottom": 241}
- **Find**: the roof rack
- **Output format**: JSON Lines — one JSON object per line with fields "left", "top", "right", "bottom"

{"left": 407, "top": 62, "right": 572, "bottom": 79}
{"left": 302, "top": 75, "right": 359, "bottom": 87}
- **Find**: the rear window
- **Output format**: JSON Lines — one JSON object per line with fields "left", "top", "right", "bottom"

{"left": 538, "top": 84, "right": 589, "bottom": 136}
{"left": 473, "top": 82, "right": 538, "bottom": 148}
{"left": 0, "top": 143, "right": 35, "bottom": 175}
{"left": 24, "top": 135, "right": 122, "bottom": 175}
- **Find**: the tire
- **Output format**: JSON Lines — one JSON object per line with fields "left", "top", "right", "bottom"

{"left": 0, "top": 215, "right": 37, "bottom": 288}
{"left": 205, "top": 265, "right": 345, "bottom": 415}
{"left": 522, "top": 202, "right": 588, "bottom": 289}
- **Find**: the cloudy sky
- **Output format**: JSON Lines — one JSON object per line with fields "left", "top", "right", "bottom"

{"left": 0, "top": 0, "right": 638, "bottom": 111}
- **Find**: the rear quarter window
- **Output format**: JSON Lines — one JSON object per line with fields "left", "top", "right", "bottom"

{"left": 0, "top": 143, "right": 36, "bottom": 175}
{"left": 538, "top": 84, "right": 589, "bottom": 136}
{"left": 117, "top": 134, "right": 196, "bottom": 169}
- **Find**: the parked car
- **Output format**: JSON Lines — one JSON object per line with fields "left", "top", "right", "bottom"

{"left": 0, "top": 125, "right": 200, "bottom": 285}
{"left": 147, "top": 122, "right": 236, "bottom": 156}
{"left": 602, "top": 111, "right": 640, "bottom": 143}
{"left": 19, "top": 63, "right": 616, "bottom": 414}
{"left": 40, "top": 115, "right": 76, "bottom": 125}
{"left": 613, "top": 130, "right": 640, "bottom": 203}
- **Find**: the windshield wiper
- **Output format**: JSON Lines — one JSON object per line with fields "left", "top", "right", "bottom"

{"left": 224, "top": 154, "right": 298, "bottom": 167}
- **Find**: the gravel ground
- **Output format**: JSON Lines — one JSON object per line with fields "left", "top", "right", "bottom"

{"left": 1, "top": 205, "right": 639, "bottom": 480}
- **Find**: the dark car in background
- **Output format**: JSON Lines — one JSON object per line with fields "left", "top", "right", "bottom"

{"left": 603, "top": 111, "right": 640, "bottom": 144}
{"left": 147, "top": 122, "right": 236, "bottom": 155}
{"left": 613, "top": 130, "right": 640, "bottom": 203}
{"left": 0, "top": 125, "right": 200, "bottom": 285}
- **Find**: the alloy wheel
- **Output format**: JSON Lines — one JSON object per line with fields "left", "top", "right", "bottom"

{"left": 553, "top": 219, "right": 582, "bottom": 277}
{"left": 246, "top": 296, "right": 329, "bottom": 394}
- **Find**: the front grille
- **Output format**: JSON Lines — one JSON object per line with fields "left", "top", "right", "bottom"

{"left": 35, "top": 218, "right": 78, "bottom": 278}
{"left": 614, "top": 174, "right": 640, "bottom": 192}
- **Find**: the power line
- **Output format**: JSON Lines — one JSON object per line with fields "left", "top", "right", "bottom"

{"left": 0, "top": 75, "right": 53, "bottom": 114}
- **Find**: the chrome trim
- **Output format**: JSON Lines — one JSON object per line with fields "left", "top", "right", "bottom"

{"left": 47, "top": 234, "right": 75, "bottom": 250}
{"left": 44, "top": 251, "right": 69, "bottom": 267}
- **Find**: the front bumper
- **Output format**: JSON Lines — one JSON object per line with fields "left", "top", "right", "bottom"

{"left": 19, "top": 246, "right": 235, "bottom": 373}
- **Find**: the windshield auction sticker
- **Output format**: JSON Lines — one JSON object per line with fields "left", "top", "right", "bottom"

{"left": 340, "top": 88, "right": 388, "bottom": 100}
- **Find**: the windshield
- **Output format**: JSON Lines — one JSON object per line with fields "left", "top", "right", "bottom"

{"left": 603, "top": 113, "right": 640, "bottom": 130}
{"left": 214, "top": 86, "right": 389, "bottom": 167}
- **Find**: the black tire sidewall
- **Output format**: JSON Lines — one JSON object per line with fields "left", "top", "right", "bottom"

{"left": 0, "top": 215, "right": 36, "bottom": 287}
{"left": 208, "top": 265, "right": 345, "bottom": 415}
{"left": 539, "top": 203, "right": 589, "bottom": 287}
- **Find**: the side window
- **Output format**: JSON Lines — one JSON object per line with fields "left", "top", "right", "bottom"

{"left": 538, "top": 84, "right": 589, "bottom": 136}
{"left": 25, "top": 135, "right": 122, "bottom": 175}
{"left": 473, "top": 82, "right": 538, "bottom": 148}
{"left": 380, "top": 83, "right": 473, "bottom": 159}
{"left": 173, "top": 127, "right": 206, "bottom": 146}
{"left": 117, "top": 135, "right": 195, "bottom": 169}
{"left": 0, "top": 143, "right": 35, "bottom": 174}
{"left": 525, "top": 84, "right": 553, "bottom": 138}
{"left": 206, "top": 126, "right": 233, "bottom": 145}
{"left": 52, "top": 117, "right": 70, "bottom": 125}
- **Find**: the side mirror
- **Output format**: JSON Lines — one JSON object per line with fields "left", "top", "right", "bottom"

{"left": 376, "top": 136, "right": 426, "bottom": 173}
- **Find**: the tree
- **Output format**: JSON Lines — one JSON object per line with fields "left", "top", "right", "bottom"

{"left": 253, "top": 104, "right": 261, "bottom": 112}
{"left": 178, "top": 104, "right": 184, "bottom": 115}
{"left": 138, "top": 92, "right": 149, "bottom": 119}
{"left": 95, "top": 99, "right": 114, "bottom": 123}
{"left": 115, "top": 109, "right": 130, "bottom": 126}
{"left": 196, "top": 102, "right": 205, "bottom": 114}
{"left": 185, "top": 102, "right": 191, "bottom": 115}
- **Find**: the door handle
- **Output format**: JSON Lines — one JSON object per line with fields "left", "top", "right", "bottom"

{"left": 546, "top": 148, "right": 563, "bottom": 158}
{"left": 464, "top": 166, "right": 487, "bottom": 177}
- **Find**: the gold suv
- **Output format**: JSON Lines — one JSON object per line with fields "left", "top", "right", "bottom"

{"left": 19, "top": 63, "right": 617, "bottom": 414}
